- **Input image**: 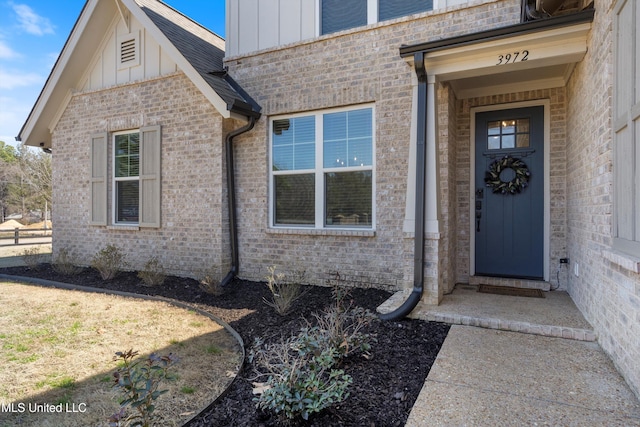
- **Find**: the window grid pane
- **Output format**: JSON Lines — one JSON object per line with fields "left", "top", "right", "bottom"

{"left": 487, "top": 118, "right": 530, "bottom": 149}
{"left": 325, "top": 171, "right": 372, "bottom": 227}
{"left": 323, "top": 109, "right": 373, "bottom": 168}
{"left": 116, "top": 180, "right": 139, "bottom": 223}
{"left": 115, "top": 133, "right": 140, "bottom": 177}
{"left": 272, "top": 117, "right": 315, "bottom": 171}
{"left": 274, "top": 174, "right": 315, "bottom": 225}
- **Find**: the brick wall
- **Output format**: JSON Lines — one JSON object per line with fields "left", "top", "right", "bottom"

{"left": 225, "top": 0, "right": 520, "bottom": 292}
{"left": 52, "top": 73, "right": 230, "bottom": 278}
{"left": 565, "top": 0, "right": 640, "bottom": 398}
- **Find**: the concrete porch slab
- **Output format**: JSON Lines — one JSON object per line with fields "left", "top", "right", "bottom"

{"left": 378, "top": 284, "right": 595, "bottom": 341}
{"left": 405, "top": 326, "right": 640, "bottom": 426}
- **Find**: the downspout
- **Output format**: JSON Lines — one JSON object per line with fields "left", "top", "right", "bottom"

{"left": 220, "top": 116, "right": 257, "bottom": 287}
{"left": 380, "top": 52, "right": 428, "bottom": 320}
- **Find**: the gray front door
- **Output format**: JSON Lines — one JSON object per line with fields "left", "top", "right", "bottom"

{"left": 475, "top": 106, "right": 544, "bottom": 279}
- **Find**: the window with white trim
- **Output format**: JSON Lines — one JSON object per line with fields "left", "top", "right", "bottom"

{"left": 114, "top": 131, "right": 140, "bottom": 224}
{"left": 321, "top": 0, "right": 432, "bottom": 35}
{"left": 270, "top": 106, "right": 375, "bottom": 228}
{"left": 90, "top": 126, "right": 161, "bottom": 228}
{"left": 613, "top": 0, "right": 640, "bottom": 255}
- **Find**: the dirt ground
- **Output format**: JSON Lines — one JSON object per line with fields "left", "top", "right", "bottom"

{"left": 0, "top": 280, "right": 242, "bottom": 427}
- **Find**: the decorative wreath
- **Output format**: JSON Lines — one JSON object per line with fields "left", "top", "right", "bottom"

{"left": 484, "top": 156, "right": 530, "bottom": 195}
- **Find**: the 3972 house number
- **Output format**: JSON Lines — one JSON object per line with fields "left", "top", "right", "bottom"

{"left": 496, "top": 50, "right": 529, "bottom": 65}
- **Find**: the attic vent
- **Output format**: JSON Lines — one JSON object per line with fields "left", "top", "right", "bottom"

{"left": 117, "top": 31, "right": 140, "bottom": 69}
{"left": 120, "top": 38, "right": 136, "bottom": 63}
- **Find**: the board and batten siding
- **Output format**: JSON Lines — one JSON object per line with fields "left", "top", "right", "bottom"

{"left": 80, "top": 13, "right": 178, "bottom": 91}
{"left": 225, "top": 0, "right": 474, "bottom": 57}
{"left": 226, "top": 0, "right": 316, "bottom": 57}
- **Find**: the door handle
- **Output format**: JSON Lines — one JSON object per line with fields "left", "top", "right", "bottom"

{"left": 475, "top": 199, "right": 482, "bottom": 232}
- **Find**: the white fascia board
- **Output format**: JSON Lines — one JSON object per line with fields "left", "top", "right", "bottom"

{"left": 121, "top": 0, "right": 233, "bottom": 119}
{"left": 424, "top": 22, "right": 591, "bottom": 81}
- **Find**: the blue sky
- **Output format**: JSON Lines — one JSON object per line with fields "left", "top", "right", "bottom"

{"left": 0, "top": 0, "right": 225, "bottom": 146}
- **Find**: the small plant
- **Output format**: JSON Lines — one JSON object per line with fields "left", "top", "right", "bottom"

{"left": 180, "top": 386, "right": 196, "bottom": 394}
{"left": 205, "top": 344, "right": 223, "bottom": 355}
{"left": 137, "top": 257, "right": 166, "bottom": 287}
{"left": 250, "top": 288, "right": 376, "bottom": 423}
{"left": 310, "top": 287, "right": 378, "bottom": 359}
{"left": 108, "top": 349, "right": 178, "bottom": 427}
{"left": 250, "top": 333, "right": 352, "bottom": 423}
{"left": 52, "top": 248, "right": 83, "bottom": 276}
{"left": 199, "top": 267, "right": 224, "bottom": 296}
{"left": 21, "top": 246, "right": 45, "bottom": 270}
{"left": 263, "top": 266, "right": 306, "bottom": 316}
{"left": 91, "top": 244, "right": 127, "bottom": 280}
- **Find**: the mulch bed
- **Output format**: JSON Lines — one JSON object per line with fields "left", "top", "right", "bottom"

{"left": 0, "top": 265, "right": 450, "bottom": 426}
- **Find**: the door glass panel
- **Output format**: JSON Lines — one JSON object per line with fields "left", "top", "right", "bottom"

{"left": 517, "top": 134, "right": 530, "bottom": 148}
{"left": 517, "top": 119, "right": 529, "bottom": 133}
{"left": 488, "top": 136, "right": 501, "bottom": 149}
{"left": 487, "top": 117, "right": 530, "bottom": 150}
{"left": 487, "top": 121, "right": 501, "bottom": 135}
{"left": 502, "top": 120, "right": 516, "bottom": 134}
{"left": 502, "top": 135, "right": 515, "bottom": 149}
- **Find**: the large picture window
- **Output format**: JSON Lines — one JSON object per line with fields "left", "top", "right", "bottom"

{"left": 270, "top": 106, "right": 375, "bottom": 229}
{"left": 321, "top": 0, "right": 432, "bottom": 34}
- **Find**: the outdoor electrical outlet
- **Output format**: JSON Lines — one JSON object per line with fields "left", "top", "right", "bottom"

{"left": 560, "top": 258, "right": 569, "bottom": 264}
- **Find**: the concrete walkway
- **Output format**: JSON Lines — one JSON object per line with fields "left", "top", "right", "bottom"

{"left": 380, "top": 285, "right": 640, "bottom": 426}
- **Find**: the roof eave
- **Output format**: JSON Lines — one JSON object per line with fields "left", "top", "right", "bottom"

{"left": 400, "top": 8, "right": 595, "bottom": 58}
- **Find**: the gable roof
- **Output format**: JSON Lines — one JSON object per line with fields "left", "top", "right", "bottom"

{"left": 131, "top": 0, "right": 260, "bottom": 118}
{"left": 18, "top": 0, "right": 260, "bottom": 148}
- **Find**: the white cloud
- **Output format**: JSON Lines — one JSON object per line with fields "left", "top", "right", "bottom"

{"left": 11, "top": 3, "right": 55, "bottom": 36}
{"left": 0, "top": 69, "right": 42, "bottom": 89}
{"left": 0, "top": 40, "right": 20, "bottom": 59}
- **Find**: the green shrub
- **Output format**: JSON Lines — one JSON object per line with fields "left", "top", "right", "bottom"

{"left": 137, "top": 257, "right": 166, "bottom": 287}
{"left": 91, "top": 244, "right": 127, "bottom": 280}
{"left": 52, "top": 248, "right": 83, "bottom": 276}
{"left": 263, "top": 266, "right": 306, "bottom": 316}
{"left": 108, "top": 349, "right": 178, "bottom": 427}
{"left": 250, "top": 333, "right": 352, "bottom": 423}
{"left": 250, "top": 288, "right": 376, "bottom": 423}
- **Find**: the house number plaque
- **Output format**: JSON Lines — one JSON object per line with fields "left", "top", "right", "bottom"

{"left": 496, "top": 50, "right": 529, "bottom": 65}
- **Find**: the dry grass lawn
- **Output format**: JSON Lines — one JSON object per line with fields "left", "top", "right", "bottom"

{"left": 0, "top": 281, "right": 242, "bottom": 427}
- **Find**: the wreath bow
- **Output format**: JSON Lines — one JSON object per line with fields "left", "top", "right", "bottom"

{"left": 484, "top": 156, "right": 530, "bottom": 195}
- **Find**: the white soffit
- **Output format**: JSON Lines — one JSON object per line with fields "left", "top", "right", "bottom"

{"left": 425, "top": 21, "right": 592, "bottom": 98}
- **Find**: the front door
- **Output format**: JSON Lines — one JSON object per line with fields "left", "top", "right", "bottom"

{"left": 475, "top": 106, "right": 544, "bottom": 279}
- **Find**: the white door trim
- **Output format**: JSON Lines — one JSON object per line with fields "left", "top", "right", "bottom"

{"left": 470, "top": 100, "right": 551, "bottom": 281}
